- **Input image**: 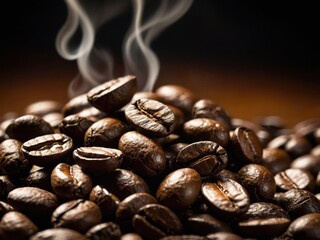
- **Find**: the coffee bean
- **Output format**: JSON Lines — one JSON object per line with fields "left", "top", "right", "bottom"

{"left": 187, "top": 213, "right": 231, "bottom": 235}
{"left": 229, "top": 127, "right": 263, "bottom": 167}
{"left": 183, "top": 118, "right": 229, "bottom": 148}
{"left": 7, "top": 187, "right": 58, "bottom": 216}
{"left": 21, "top": 133, "right": 73, "bottom": 168}
{"left": 25, "top": 100, "right": 63, "bottom": 117}
{"left": 22, "top": 168, "right": 52, "bottom": 191}
{"left": 121, "top": 233, "right": 143, "bottom": 240}
{"left": 0, "top": 139, "right": 32, "bottom": 178}
{"left": 95, "top": 169, "right": 150, "bottom": 200}
{"left": 86, "top": 222, "right": 122, "bottom": 240}
{"left": 87, "top": 75, "right": 137, "bottom": 113}
{"left": 0, "top": 129, "right": 8, "bottom": 143}
{"left": 131, "top": 91, "right": 161, "bottom": 103}
{"left": 201, "top": 179, "right": 250, "bottom": 220}
{"left": 125, "top": 99, "right": 175, "bottom": 138}
{"left": 0, "top": 176, "right": 16, "bottom": 200}
{"left": 42, "top": 112, "right": 64, "bottom": 129}
{"left": 30, "top": 228, "right": 87, "bottom": 240}
{"left": 132, "top": 203, "right": 182, "bottom": 239}
{"left": 0, "top": 201, "right": 14, "bottom": 219}
{"left": 206, "top": 232, "right": 243, "bottom": 240}
{"left": 0, "top": 211, "right": 38, "bottom": 240}
{"left": 160, "top": 236, "right": 208, "bottom": 240}
{"left": 253, "top": 115, "right": 285, "bottom": 136}
{"left": 262, "top": 148, "right": 291, "bottom": 174}
{"left": 176, "top": 141, "right": 228, "bottom": 178}
{"left": 295, "top": 118, "right": 320, "bottom": 146}
{"left": 85, "top": 117, "right": 129, "bottom": 148}
{"left": 192, "top": 99, "right": 232, "bottom": 131}
{"left": 286, "top": 213, "right": 320, "bottom": 239}
{"left": 290, "top": 154, "right": 320, "bottom": 177}
{"left": 51, "top": 199, "right": 102, "bottom": 233}
{"left": 119, "top": 131, "right": 166, "bottom": 177}
{"left": 5, "top": 115, "right": 54, "bottom": 142}
{"left": 211, "top": 169, "right": 240, "bottom": 182}
{"left": 311, "top": 144, "right": 320, "bottom": 157}
{"left": 275, "top": 168, "right": 315, "bottom": 192}
{"left": 156, "top": 168, "right": 201, "bottom": 211}
{"left": 238, "top": 164, "right": 276, "bottom": 201}
{"left": 73, "top": 147, "right": 123, "bottom": 175}
{"left": 89, "top": 185, "right": 120, "bottom": 220}
{"left": 62, "top": 93, "right": 91, "bottom": 117}
{"left": 51, "top": 163, "right": 92, "bottom": 200}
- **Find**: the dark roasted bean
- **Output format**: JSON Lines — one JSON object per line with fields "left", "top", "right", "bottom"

{"left": 286, "top": 213, "right": 320, "bottom": 239}
{"left": 62, "top": 93, "right": 91, "bottom": 117}
{"left": 30, "top": 228, "right": 87, "bottom": 240}
{"left": 86, "top": 222, "right": 122, "bottom": 240}
{"left": 0, "top": 201, "right": 14, "bottom": 219}
{"left": 290, "top": 154, "right": 320, "bottom": 177}
{"left": 262, "top": 148, "right": 291, "bottom": 174}
{"left": 25, "top": 100, "right": 63, "bottom": 116}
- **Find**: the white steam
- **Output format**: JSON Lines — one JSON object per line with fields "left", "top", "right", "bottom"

{"left": 56, "top": 0, "right": 193, "bottom": 97}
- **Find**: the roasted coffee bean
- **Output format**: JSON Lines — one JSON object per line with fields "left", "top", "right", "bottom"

{"left": 0, "top": 176, "right": 16, "bottom": 200}
{"left": 160, "top": 236, "right": 208, "bottom": 240}
{"left": 275, "top": 168, "right": 315, "bottom": 192}
{"left": 73, "top": 147, "right": 123, "bottom": 175}
{"left": 229, "top": 126, "right": 263, "bottom": 167}
{"left": 131, "top": 91, "right": 161, "bottom": 103}
{"left": 290, "top": 154, "right": 320, "bottom": 177}
{"left": 155, "top": 85, "right": 197, "bottom": 116}
{"left": 86, "top": 222, "right": 122, "bottom": 240}
{"left": 59, "top": 115, "right": 94, "bottom": 146}
{"left": 0, "top": 211, "right": 38, "bottom": 240}
{"left": 0, "top": 129, "right": 7, "bottom": 143}
{"left": 25, "top": 100, "right": 63, "bottom": 117}
{"left": 89, "top": 185, "right": 120, "bottom": 220}
{"left": 311, "top": 144, "right": 320, "bottom": 157}
{"left": 201, "top": 179, "right": 250, "bottom": 220}
{"left": 253, "top": 115, "right": 285, "bottom": 135}
{"left": 62, "top": 93, "right": 91, "bottom": 116}
{"left": 167, "top": 105, "right": 185, "bottom": 131}
{"left": 132, "top": 203, "right": 182, "bottom": 239}
{"left": 22, "top": 168, "right": 52, "bottom": 191}
{"left": 85, "top": 117, "right": 129, "bottom": 148}
{"left": 0, "top": 139, "right": 32, "bottom": 178}
{"left": 30, "top": 228, "right": 87, "bottom": 240}
{"left": 95, "top": 169, "right": 150, "bottom": 200}
{"left": 5, "top": 114, "right": 54, "bottom": 142}
{"left": 42, "top": 112, "right": 64, "bottom": 129}
{"left": 192, "top": 99, "right": 232, "bottom": 131}
{"left": 187, "top": 213, "right": 231, "bottom": 235}
{"left": 268, "top": 133, "right": 312, "bottom": 159}
{"left": 295, "top": 118, "right": 320, "bottom": 146}
{"left": 183, "top": 118, "right": 229, "bottom": 148}
{"left": 51, "top": 163, "right": 92, "bottom": 200}
{"left": 121, "top": 233, "right": 143, "bottom": 240}
{"left": 156, "top": 134, "right": 181, "bottom": 147}
{"left": 211, "top": 169, "right": 240, "bottom": 182}
{"left": 286, "top": 213, "right": 320, "bottom": 240}
{"left": 125, "top": 98, "right": 175, "bottom": 138}
{"left": 116, "top": 192, "right": 157, "bottom": 223}
{"left": 156, "top": 168, "right": 201, "bottom": 211}
{"left": 206, "top": 232, "right": 243, "bottom": 240}
{"left": 51, "top": 199, "right": 102, "bottom": 233}
{"left": 87, "top": 75, "right": 137, "bottom": 113}
{"left": 21, "top": 133, "right": 73, "bottom": 168}
{"left": 175, "top": 141, "right": 228, "bottom": 178}
{"left": 7, "top": 187, "right": 58, "bottom": 216}
{"left": 119, "top": 131, "right": 166, "bottom": 177}
{"left": 0, "top": 201, "right": 14, "bottom": 219}
{"left": 274, "top": 189, "right": 320, "bottom": 219}
{"left": 76, "top": 107, "right": 107, "bottom": 121}
{"left": 262, "top": 148, "right": 291, "bottom": 174}
{"left": 238, "top": 164, "right": 276, "bottom": 201}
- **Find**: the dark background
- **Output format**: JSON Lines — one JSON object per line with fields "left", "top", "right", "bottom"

{"left": 0, "top": 0, "right": 319, "bottom": 125}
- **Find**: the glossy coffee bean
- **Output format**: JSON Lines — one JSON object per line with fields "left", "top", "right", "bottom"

{"left": 238, "top": 164, "right": 276, "bottom": 201}
{"left": 86, "top": 222, "right": 122, "bottom": 240}
{"left": 275, "top": 168, "right": 315, "bottom": 192}
{"left": 51, "top": 163, "right": 92, "bottom": 200}
{"left": 62, "top": 93, "right": 91, "bottom": 116}
{"left": 262, "top": 148, "right": 291, "bottom": 174}
{"left": 229, "top": 126, "right": 263, "bottom": 167}
{"left": 73, "top": 147, "right": 123, "bottom": 175}
{"left": 5, "top": 114, "right": 54, "bottom": 142}
{"left": 21, "top": 133, "right": 73, "bottom": 168}
{"left": 187, "top": 213, "right": 231, "bottom": 235}
{"left": 75, "top": 107, "right": 107, "bottom": 121}
{"left": 0, "top": 201, "right": 14, "bottom": 219}
{"left": 156, "top": 168, "right": 201, "bottom": 211}
{"left": 183, "top": 118, "right": 229, "bottom": 148}
{"left": 51, "top": 199, "right": 102, "bottom": 233}
{"left": 125, "top": 99, "right": 175, "bottom": 138}
{"left": 0, "top": 139, "right": 32, "bottom": 178}
{"left": 290, "top": 154, "right": 320, "bottom": 177}
{"left": 7, "top": 187, "right": 58, "bottom": 216}
{"left": 131, "top": 91, "right": 161, "bottom": 103}
{"left": 89, "top": 185, "right": 120, "bottom": 220}
{"left": 286, "top": 213, "right": 320, "bottom": 240}
{"left": 206, "top": 232, "right": 243, "bottom": 240}
{"left": 294, "top": 118, "right": 320, "bottom": 146}
{"left": 176, "top": 141, "right": 228, "bottom": 178}
{"left": 132, "top": 203, "right": 182, "bottom": 239}
{"left": 25, "top": 100, "right": 63, "bottom": 116}
{"left": 95, "top": 169, "right": 150, "bottom": 200}
{"left": 58, "top": 115, "right": 94, "bottom": 146}
{"left": 201, "top": 179, "right": 250, "bottom": 220}
{"left": 30, "top": 228, "right": 87, "bottom": 240}
{"left": 253, "top": 115, "right": 285, "bottom": 135}
{"left": 192, "top": 99, "right": 232, "bottom": 131}
{"left": 22, "top": 168, "right": 52, "bottom": 191}
{"left": 119, "top": 131, "right": 166, "bottom": 177}
{"left": 42, "top": 112, "right": 64, "bottom": 129}
{"left": 0, "top": 211, "right": 38, "bottom": 240}
{"left": 311, "top": 144, "right": 320, "bottom": 157}
{"left": 87, "top": 75, "right": 137, "bottom": 113}
{"left": 0, "top": 176, "right": 16, "bottom": 200}
{"left": 211, "top": 169, "right": 240, "bottom": 182}
{"left": 85, "top": 117, "right": 129, "bottom": 148}
{"left": 116, "top": 192, "right": 157, "bottom": 223}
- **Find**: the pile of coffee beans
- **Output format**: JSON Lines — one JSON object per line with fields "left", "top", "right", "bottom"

{"left": 1, "top": 75, "right": 320, "bottom": 239}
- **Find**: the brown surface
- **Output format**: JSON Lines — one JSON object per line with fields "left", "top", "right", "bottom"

{"left": 0, "top": 55, "right": 319, "bottom": 128}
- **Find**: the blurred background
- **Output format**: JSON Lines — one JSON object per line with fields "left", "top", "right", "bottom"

{"left": 0, "top": 0, "right": 319, "bottom": 127}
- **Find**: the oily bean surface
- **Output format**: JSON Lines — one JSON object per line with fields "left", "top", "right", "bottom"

{"left": 86, "top": 222, "right": 122, "bottom": 240}
{"left": 30, "top": 228, "right": 87, "bottom": 240}
{"left": 262, "top": 148, "right": 291, "bottom": 174}
{"left": 125, "top": 98, "right": 175, "bottom": 138}
{"left": 25, "top": 100, "right": 62, "bottom": 116}
{"left": 286, "top": 213, "right": 320, "bottom": 239}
